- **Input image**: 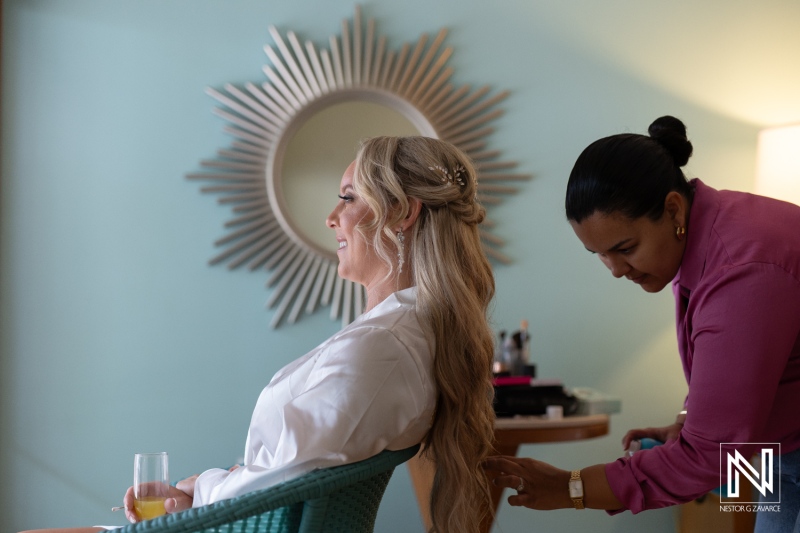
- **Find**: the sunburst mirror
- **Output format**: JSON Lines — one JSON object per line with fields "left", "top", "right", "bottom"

{"left": 188, "top": 6, "right": 529, "bottom": 328}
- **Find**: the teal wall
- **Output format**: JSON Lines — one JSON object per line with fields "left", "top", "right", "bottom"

{"left": 2, "top": 1, "right": 798, "bottom": 532}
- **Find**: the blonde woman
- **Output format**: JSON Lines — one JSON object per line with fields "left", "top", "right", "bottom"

{"left": 349, "top": 136, "right": 497, "bottom": 533}
{"left": 22, "top": 136, "right": 495, "bottom": 533}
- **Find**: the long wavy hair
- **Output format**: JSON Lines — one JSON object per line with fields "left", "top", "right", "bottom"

{"left": 352, "top": 136, "right": 496, "bottom": 533}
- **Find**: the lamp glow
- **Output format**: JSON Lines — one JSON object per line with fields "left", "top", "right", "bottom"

{"left": 756, "top": 124, "right": 800, "bottom": 205}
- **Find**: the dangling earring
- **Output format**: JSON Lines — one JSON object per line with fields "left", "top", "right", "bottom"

{"left": 675, "top": 226, "right": 686, "bottom": 241}
{"left": 396, "top": 230, "right": 405, "bottom": 274}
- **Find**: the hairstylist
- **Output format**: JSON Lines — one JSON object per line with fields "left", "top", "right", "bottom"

{"left": 485, "top": 116, "right": 800, "bottom": 532}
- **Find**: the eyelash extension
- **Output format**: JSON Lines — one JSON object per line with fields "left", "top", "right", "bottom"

{"left": 338, "top": 194, "right": 354, "bottom": 201}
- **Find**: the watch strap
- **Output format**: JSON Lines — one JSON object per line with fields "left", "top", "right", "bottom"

{"left": 570, "top": 470, "right": 585, "bottom": 510}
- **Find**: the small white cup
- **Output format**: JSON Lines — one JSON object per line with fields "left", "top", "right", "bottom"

{"left": 546, "top": 405, "right": 563, "bottom": 420}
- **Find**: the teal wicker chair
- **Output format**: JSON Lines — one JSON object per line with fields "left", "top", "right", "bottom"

{"left": 115, "top": 444, "right": 420, "bottom": 533}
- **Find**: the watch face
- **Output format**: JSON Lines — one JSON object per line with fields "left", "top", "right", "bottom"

{"left": 569, "top": 479, "right": 584, "bottom": 498}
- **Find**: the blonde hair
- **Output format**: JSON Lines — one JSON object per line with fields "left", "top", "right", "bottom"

{"left": 353, "top": 136, "right": 496, "bottom": 533}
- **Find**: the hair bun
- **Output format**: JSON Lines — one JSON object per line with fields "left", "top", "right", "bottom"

{"left": 648, "top": 115, "right": 693, "bottom": 167}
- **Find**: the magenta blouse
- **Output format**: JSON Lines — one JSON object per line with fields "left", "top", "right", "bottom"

{"left": 605, "top": 179, "right": 800, "bottom": 513}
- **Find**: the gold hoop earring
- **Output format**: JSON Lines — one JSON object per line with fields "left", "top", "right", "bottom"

{"left": 675, "top": 226, "right": 686, "bottom": 241}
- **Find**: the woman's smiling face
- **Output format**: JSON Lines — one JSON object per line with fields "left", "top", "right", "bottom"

{"left": 325, "top": 161, "right": 389, "bottom": 291}
{"left": 569, "top": 201, "right": 687, "bottom": 293}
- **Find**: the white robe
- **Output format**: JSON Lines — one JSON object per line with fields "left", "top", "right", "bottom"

{"left": 192, "top": 287, "right": 436, "bottom": 506}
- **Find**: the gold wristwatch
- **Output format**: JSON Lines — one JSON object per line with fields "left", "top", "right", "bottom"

{"left": 569, "top": 470, "right": 585, "bottom": 509}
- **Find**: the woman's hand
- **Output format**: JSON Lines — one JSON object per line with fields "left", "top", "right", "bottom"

{"left": 621, "top": 422, "right": 683, "bottom": 451}
{"left": 174, "top": 474, "right": 200, "bottom": 500}
{"left": 122, "top": 475, "right": 198, "bottom": 523}
{"left": 483, "top": 456, "right": 572, "bottom": 510}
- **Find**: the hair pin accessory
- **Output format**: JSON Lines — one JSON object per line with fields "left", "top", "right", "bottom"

{"left": 429, "top": 164, "right": 467, "bottom": 187}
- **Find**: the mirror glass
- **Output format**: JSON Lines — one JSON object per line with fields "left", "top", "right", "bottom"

{"left": 280, "top": 101, "right": 421, "bottom": 257}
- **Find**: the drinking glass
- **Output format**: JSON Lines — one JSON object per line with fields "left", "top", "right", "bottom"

{"left": 133, "top": 452, "right": 169, "bottom": 520}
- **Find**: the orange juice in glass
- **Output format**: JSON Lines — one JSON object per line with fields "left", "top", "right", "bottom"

{"left": 133, "top": 452, "right": 169, "bottom": 520}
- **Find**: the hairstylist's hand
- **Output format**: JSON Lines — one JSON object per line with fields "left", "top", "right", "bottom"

{"left": 483, "top": 455, "right": 571, "bottom": 510}
{"left": 122, "top": 475, "right": 198, "bottom": 523}
{"left": 621, "top": 422, "right": 683, "bottom": 451}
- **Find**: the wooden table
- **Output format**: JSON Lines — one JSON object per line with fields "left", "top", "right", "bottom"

{"left": 406, "top": 414, "right": 610, "bottom": 533}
